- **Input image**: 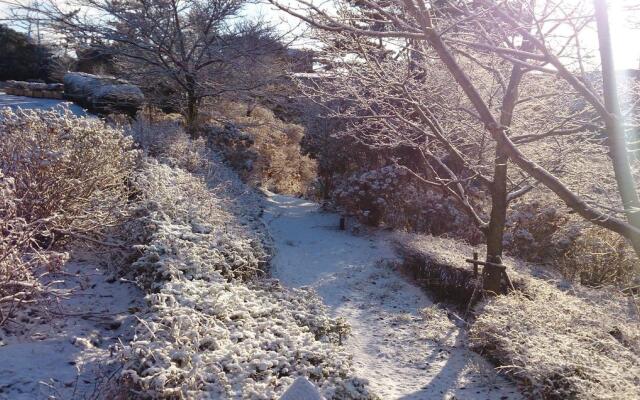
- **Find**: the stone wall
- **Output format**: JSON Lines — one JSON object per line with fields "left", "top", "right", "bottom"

{"left": 4, "top": 81, "right": 65, "bottom": 99}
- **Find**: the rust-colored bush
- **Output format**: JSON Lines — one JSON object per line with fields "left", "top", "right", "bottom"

{"left": 203, "top": 101, "right": 317, "bottom": 196}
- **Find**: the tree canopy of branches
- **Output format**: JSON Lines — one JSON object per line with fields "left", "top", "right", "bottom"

{"left": 13, "top": 0, "right": 289, "bottom": 126}
{"left": 270, "top": 0, "right": 640, "bottom": 291}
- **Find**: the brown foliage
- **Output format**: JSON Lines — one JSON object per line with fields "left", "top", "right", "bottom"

{"left": 205, "top": 102, "right": 317, "bottom": 196}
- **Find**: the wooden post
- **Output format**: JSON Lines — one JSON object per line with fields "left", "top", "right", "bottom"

{"left": 472, "top": 251, "right": 479, "bottom": 277}
{"left": 465, "top": 253, "right": 507, "bottom": 294}
{"left": 339, "top": 216, "right": 346, "bottom": 230}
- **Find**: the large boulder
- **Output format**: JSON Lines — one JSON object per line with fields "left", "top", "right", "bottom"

{"left": 63, "top": 72, "right": 143, "bottom": 115}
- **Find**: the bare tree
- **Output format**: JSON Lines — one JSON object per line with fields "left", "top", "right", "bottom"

{"left": 8, "top": 0, "right": 287, "bottom": 127}
{"left": 271, "top": 0, "right": 640, "bottom": 290}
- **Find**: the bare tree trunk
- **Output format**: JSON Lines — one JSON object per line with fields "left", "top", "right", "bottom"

{"left": 594, "top": 0, "right": 640, "bottom": 254}
{"left": 484, "top": 64, "right": 525, "bottom": 292}
{"left": 484, "top": 176, "right": 507, "bottom": 292}
{"left": 186, "top": 94, "right": 198, "bottom": 129}
{"left": 185, "top": 75, "right": 199, "bottom": 132}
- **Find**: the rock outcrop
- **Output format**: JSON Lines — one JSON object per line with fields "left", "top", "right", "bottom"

{"left": 63, "top": 72, "right": 143, "bottom": 115}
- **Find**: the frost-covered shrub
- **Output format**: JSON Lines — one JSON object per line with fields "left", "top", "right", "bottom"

{"left": 502, "top": 194, "right": 639, "bottom": 288}
{"left": 334, "top": 165, "right": 484, "bottom": 241}
{"left": 301, "top": 105, "right": 486, "bottom": 241}
{"left": 0, "top": 108, "right": 134, "bottom": 324}
{"left": 203, "top": 101, "right": 317, "bottom": 196}
{"left": 0, "top": 170, "right": 70, "bottom": 325}
{"left": 207, "top": 122, "right": 258, "bottom": 176}
{"left": 128, "top": 161, "right": 264, "bottom": 284}
{"left": 119, "top": 161, "right": 371, "bottom": 398}
{"left": 503, "top": 199, "right": 569, "bottom": 262}
{"left": 121, "top": 279, "right": 370, "bottom": 399}
{"left": 0, "top": 107, "right": 138, "bottom": 239}
{"left": 556, "top": 227, "right": 639, "bottom": 287}
{"left": 0, "top": 171, "right": 38, "bottom": 325}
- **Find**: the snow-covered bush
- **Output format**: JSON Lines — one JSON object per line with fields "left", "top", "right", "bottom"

{"left": 301, "top": 105, "right": 488, "bottom": 241}
{"left": 334, "top": 165, "right": 484, "bottom": 241}
{"left": 502, "top": 193, "right": 639, "bottom": 288}
{"left": 203, "top": 101, "right": 317, "bottom": 196}
{"left": 503, "top": 198, "right": 570, "bottom": 262}
{"left": 0, "top": 107, "right": 138, "bottom": 241}
{"left": 127, "top": 161, "right": 265, "bottom": 285}
{"left": 0, "top": 108, "right": 136, "bottom": 325}
{"left": 0, "top": 182, "right": 67, "bottom": 324}
{"left": 207, "top": 122, "right": 258, "bottom": 176}
{"left": 118, "top": 161, "right": 373, "bottom": 399}
{"left": 0, "top": 170, "right": 40, "bottom": 326}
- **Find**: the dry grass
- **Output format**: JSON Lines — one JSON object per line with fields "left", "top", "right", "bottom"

{"left": 394, "top": 233, "right": 640, "bottom": 399}
{"left": 555, "top": 227, "right": 640, "bottom": 288}
{"left": 471, "top": 280, "right": 640, "bottom": 399}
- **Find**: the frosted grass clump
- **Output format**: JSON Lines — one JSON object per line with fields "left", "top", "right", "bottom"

{"left": 471, "top": 279, "right": 640, "bottom": 399}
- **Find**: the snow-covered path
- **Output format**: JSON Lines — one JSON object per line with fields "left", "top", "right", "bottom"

{"left": 0, "top": 259, "right": 143, "bottom": 399}
{"left": 0, "top": 92, "right": 88, "bottom": 116}
{"left": 264, "top": 193, "right": 522, "bottom": 400}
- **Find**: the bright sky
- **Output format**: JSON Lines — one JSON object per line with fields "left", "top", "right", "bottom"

{"left": 607, "top": 0, "right": 640, "bottom": 69}
{"left": 243, "top": 0, "right": 640, "bottom": 69}
{"left": 1, "top": 0, "right": 638, "bottom": 69}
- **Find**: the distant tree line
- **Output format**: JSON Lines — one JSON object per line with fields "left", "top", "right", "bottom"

{"left": 0, "top": 24, "right": 52, "bottom": 81}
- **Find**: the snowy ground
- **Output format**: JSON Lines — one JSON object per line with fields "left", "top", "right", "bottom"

{"left": 0, "top": 258, "right": 144, "bottom": 400}
{"left": 0, "top": 91, "right": 87, "bottom": 116}
{"left": 264, "top": 193, "right": 523, "bottom": 400}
